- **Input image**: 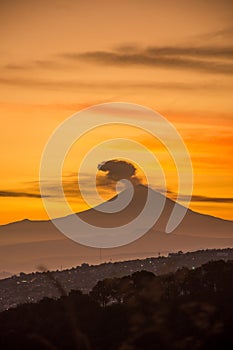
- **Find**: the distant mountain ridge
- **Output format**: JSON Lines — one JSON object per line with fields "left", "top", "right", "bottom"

{"left": 0, "top": 185, "right": 232, "bottom": 274}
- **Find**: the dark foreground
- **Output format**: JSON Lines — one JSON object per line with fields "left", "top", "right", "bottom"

{"left": 0, "top": 260, "right": 232, "bottom": 350}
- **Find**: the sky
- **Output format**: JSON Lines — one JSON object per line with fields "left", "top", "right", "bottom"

{"left": 0, "top": 0, "right": 233, "bottom": 224}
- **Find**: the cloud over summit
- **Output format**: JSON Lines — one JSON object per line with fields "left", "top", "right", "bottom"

{"left": 98, "top": 159, "right": 141, "bottom": 186}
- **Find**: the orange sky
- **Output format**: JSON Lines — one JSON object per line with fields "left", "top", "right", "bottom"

{"left": 0, "top": 0, "right": 233, "bottom": 224}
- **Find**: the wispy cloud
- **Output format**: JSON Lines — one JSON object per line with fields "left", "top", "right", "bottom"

{"left": 0, "top": 76, "right": 230, "bottom": 91}
{"left": 4, "top": 60, "right": 63, "bottom": 71}
{"left": 170, "top": 193, "right": 233, "bottom": 204}
{"left": 0, "top": 190, "right": 49, "bottom": 198}
{"left": 22, "top": 173, "right": 117, "bottom": 202}
{"left": 145, "top": 46, "right": 233, "bottom": 59}
{"left": 156, "top": 188, "right": 233, "bottom": 204}
{"left": 1, "top": 183, "right": 233, "bottom": 205}
{"left": 190, "top": 195, "right": 233, "bottom": 203}
{"left": 200, "top": 26, "right": 233, "bottom": 41}
{"left": 73, "top": 48, "right": 233, "bottom": 75}
{"left": 2, "top": 42, "right": 233, "bottom": 79}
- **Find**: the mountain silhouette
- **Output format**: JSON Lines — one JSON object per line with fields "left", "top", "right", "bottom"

{"left": 0, "top": 185, "right": 232, "bottom": 274}
{"left": 77, "top": 184, "right": 233, "bottom": 235}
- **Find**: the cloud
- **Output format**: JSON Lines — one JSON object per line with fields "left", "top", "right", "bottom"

{"left": 200, "top": 26, "right": 233, "bottom": 41}
{"left": 63, "top": 45, "right": 233, "bottom": 75}
{"left": 145, "top": 46, "right": 233, "bottom": 59}
{"left": 24, "top": 172, "right": 120, "bottom": 202}
{"left": 0, "top": 76, "right": 230, "bottom": 91}
{"left": 2, "top": 178, "right": 232, "bottom": 206}
{"left": 98, "top": 159, "right": 141, "bottom": 186}
{"left": 4, "top": 60, "right": 63, "bottom": 71}
{"left": 3, "top": 42, "right": 233, "bottom": 82}
{"left": 4, "top": 64, "right": 28, "bottom": 70}
{"left": 190, "top": 195, "right": 233, "bottom": 203}
{"left": 0, "top": 190, "right": 48, "bottom": 198}
{"left": 167, "top": 192, "right": 233, "bottom": 204}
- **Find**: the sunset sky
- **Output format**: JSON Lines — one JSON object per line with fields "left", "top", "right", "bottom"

{"left": 1, "top": 0, "right": 233, "bottom": 224}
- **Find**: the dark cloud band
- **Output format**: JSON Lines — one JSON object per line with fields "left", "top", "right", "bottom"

{"left": 171, "top": 193, "right": 233, "bottom": 203}
{"left": 75, "top": 49, "right": 233, "bottom": 75}
{"left": 0, "top": 190, "right": 47, "bottom": 198}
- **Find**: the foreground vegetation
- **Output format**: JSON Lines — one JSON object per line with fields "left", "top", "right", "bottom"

{"left": 0, "top": 260, "right": 232, "bottom": 350}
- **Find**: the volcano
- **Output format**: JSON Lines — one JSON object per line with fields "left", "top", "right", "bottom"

{"left": 0, "top": 185, "right": 232, "bottom": 275}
